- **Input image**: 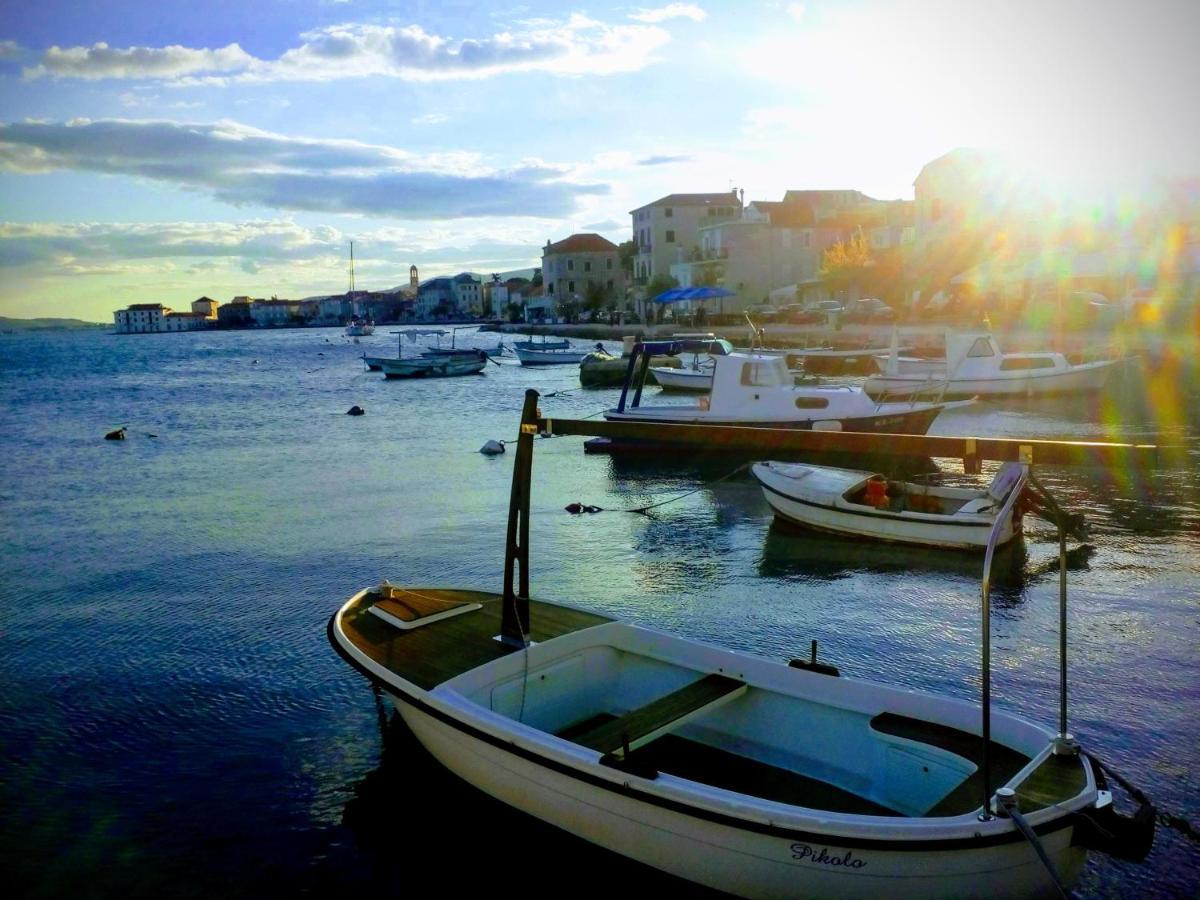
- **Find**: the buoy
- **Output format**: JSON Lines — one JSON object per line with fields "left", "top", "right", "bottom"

{"left": 104, "top": 427, "right": 126, "bottom": 441}
{"left": 479, "top": 440, "right": 505, "bottom": 455}
{"left": 565, "top": 503, "right": 583, "bottom": 514}
{"left": 347, "top": 405, "right": 365, "bottom": 416}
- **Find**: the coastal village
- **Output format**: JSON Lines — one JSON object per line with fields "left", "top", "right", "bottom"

{"left": 112, "top": 148, "right": 1200, "bottom": 337}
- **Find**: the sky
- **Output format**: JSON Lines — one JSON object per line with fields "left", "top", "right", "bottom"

{"left": 1, "top": 0, "right": 1197, "bottom": 321}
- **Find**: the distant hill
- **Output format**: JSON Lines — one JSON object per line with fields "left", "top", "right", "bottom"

{"left": 0, "top": 316, "right": 107, "bottom": 332}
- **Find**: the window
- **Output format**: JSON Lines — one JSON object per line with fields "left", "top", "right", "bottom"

{"left": 665, "top": 230, "right": 675, "bottom": 243}
{"left": 568, "top": 281, "right": 575, "bottom": 293}
{"left": 607, "top": 280, "right": 614, "bottom": 291}
{"left": 584, "top": 261, "right": 591, "bottom": 272}
{"left": 606, "top": 258, "right": 613, "bottom": 270}
{"left": 794, "top": 397, "right": 830, "bottom": 409}
{"left": 665, "top": 207, "right": 673, "bottom": 218}
{"left": 999, "top": 357, "right": 1056, "bottom": 371}
{"left": 967, "top": 338, "right": 994, "bottom": 358}
{"left": 567, "top": 259, "right": 574, "bottom": 271}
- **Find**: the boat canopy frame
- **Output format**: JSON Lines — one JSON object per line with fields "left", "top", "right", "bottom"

{"left": 501, "top": 387, "right": 1164, "bottom": 818}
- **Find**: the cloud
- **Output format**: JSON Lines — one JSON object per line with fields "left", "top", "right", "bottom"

{"left": 26, "top": 42, "right": 253, "bottom": 80}
{"left": 412, "top": 113, "right": 449, "bottom": 125}
{"left": 0, "top": 40, "right": 24, "bottom": 61}
{"left": 23, "top": 16, "right": 673, "bottom": 84}
{"left": 0, "top": 118, "right": 607, "bottom": 219}
{"left": 0, "top": 219, "right": 548, "bottom": 286}
{"left": 582, "top": 219, "right": 623, "bottom": 231}
{"left": 629, "top": 4, "right": 707, "bottom": 23}
{"left": 636, "top": 154, "right": 692, "bottom": 166}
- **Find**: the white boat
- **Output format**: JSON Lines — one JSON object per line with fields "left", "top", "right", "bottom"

{"left": 603, "top": 341, "right": 971, "bottom": 446}
{"left": 649, "top": 337, "right": 733, "bottom": 392}
{"left": 514, "top": 345, "right": 590, "bottom": 366}
{"left": 513, "top": 336, "right": 571, "bottom": 351}
{"left": 343, "top": 241, "right": 375, "bottom": 335}
{"left": 866, "top": 332, "right": 1121, "bottom": 399}
{"left": 752, "top": 461, "right": 1026, "bottom": 549}
{"left": 328, "top": 406, "right": 1155, "bottom": 898}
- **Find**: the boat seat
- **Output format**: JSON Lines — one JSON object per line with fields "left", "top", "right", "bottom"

{"left": 367, "top": 584, "right": 482, "bottom": 630}
{"left": 570, "top": 673, "right": 747, "bottom": 758}
{"left": 956, "top": 497, "right": 995, "bottom": 515}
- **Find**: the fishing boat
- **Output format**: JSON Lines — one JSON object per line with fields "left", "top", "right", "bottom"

{"left": 649, "top": 335, "right": 733, "bottom": 392}
{"left": 378, "top": 351, "right": 487, "bottom": 379}
{"left": 513, "top": 335, "right": 571, "bottom": 351}
{"left": 594, "top": 341, "right": 970, "bottom": 454}
{"left": 345, "top": 317, "right": 375, "bottom": 337}
{"left": 328, "top": 397, "right": 1155, "bottom": 898}
{"left": 514, "top": 344, "right": 591, "bottom": 366}
{"left": 866, "top": 332, "right": 1121, "bottom": 399}
{"left": 752, "top": 461, "right": 1027, "bottom": 550}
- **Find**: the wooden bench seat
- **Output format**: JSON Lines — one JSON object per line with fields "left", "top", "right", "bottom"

{"left": 570, "top": 673, "right": 747, "bottom": 758}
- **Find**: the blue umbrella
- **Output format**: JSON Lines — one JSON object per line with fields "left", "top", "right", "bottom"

{"left": 651, "top": 286, "right": 735, "bottom": 303}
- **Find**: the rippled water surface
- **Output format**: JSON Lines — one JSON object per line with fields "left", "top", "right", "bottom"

{"left": 1, "top": 328, "right": 1197, "bottom": 897}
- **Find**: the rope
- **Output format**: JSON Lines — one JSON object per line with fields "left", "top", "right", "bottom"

{"left": 565, "top": 462, "right": 752, "bottom": 516}
{"left": 1088, "top": 751, "right": 1200, "bottom": 847}
{"left": 1004, "top": 803, "right": 1070, "bottom": 900}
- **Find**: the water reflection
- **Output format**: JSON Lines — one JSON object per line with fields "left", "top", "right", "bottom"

{"left": 342, "top": 707, "right": 730, "bottom": 898}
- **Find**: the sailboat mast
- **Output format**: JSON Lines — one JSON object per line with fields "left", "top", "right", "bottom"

{"left": 349, "top": 241, "right": 355, "bottom": 294}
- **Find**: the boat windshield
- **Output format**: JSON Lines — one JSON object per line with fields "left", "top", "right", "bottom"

{"left": 739, "top": 358, "right": 790, "bottom": 387}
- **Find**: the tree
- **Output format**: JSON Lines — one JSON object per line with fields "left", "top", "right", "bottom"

{"left": 820, "top": 226, "right": 873, "bottom": 300}
{"left": 505, "top": 302, "right": 524, "bottom": 323}
{"left": 583, "top": 280, "right": 610, "bottom": 321}
{"left": 694, "top": 261, "right": 723, "bottom": 287}
{"left": 645, "top": 273, "right": 679, "bottom": 323}
{"left": 617, "top": 240, "right": 637, "bottom": 278}
{"left": 530, "top": 267, "right": 543, "bottom": 287}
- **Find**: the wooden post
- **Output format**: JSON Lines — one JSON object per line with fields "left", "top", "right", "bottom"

{"left": 501, "top": 389, "right": 539, "bottom": 646}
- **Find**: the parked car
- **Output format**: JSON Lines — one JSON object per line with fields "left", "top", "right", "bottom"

{"left": 779, "top": 304, "right": 828, "bottom": 325}
{"left": 841, "top": 298, "right": 894, "bottom": 324}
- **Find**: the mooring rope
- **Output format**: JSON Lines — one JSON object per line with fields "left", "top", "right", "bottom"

{"left": 1088, "top": 751, "right": 1200, "bottom": 847}
{"left": 565, "top": 462, "right": 752, "bottom": 516}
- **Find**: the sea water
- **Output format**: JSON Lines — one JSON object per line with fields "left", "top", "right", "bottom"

{"left": 1, "top": 327, "right": 1197, "bottom": 897}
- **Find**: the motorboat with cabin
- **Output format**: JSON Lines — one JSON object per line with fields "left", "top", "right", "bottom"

{"left": 596, "top": 340, "right": 972, "bottom": 453}
{"left": 752, "top": 461, "right": 1028, "bottom": 550}
{"left": 328, "top": 394, "right": 1156, "bottom": 898}
{"left": 867, "top": 331, "right": 1121, "bottom": 399}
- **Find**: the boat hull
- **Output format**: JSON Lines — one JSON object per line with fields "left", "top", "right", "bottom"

{"left": 330, "top": 592, "right": 1097, "bottom": 899}
{"left": 867, "top": 359, "right": 1119, "bottom": 399}
{"left": 379, "top": 355, "right": 486, "bottom": 378}
{"left": 650, "top": 366, "right": 713, "bottom": 391}
{"left": 754, "top": 466, "right": 1016, "bottom": 550}
{"left": 395, "top": 696, "right": 1084, "bottom": 900}
{"left": 515, "top": 347, "right": 590, "bottom": 366}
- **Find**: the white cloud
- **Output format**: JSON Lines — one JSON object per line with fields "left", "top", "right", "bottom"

{"left": 629, "top": 4, "right": 707, "bottom": 23}
{"left": 23, "top": 15, "right": 674, "bottom": 84}
{"left": 0, "top": 118, "right": 608, "bottom": 219}
{"left": 26, "top": 42, "right": 253, "bottom": 80}
{"left": 0, "top": 40, "right": 24, "bottom": 61}
{"left": 0, "top": 219, "right": 551, "bottom": 287}
{"left": 412, "top": 113, "right": 449, "bottom": 126}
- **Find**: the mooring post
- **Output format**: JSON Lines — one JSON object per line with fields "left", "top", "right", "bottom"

{"left": 500, "top": 389, "right": 539, "bottom": 646}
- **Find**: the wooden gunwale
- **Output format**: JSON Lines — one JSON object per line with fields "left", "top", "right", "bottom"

{"left": 340, "top": 588, "right": 610, "bottom": 691}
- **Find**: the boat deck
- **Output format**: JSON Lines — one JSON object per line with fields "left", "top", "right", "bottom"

{"left": 339, "top": 588, "right": 611, "bottom": 691}
{"left": 339, "top": 588, "right": 1087, "bottom": 818}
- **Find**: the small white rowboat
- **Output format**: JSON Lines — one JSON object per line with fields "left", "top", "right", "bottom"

{"left": 752, "top": 461, "right": 1026, "bottom": 550}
